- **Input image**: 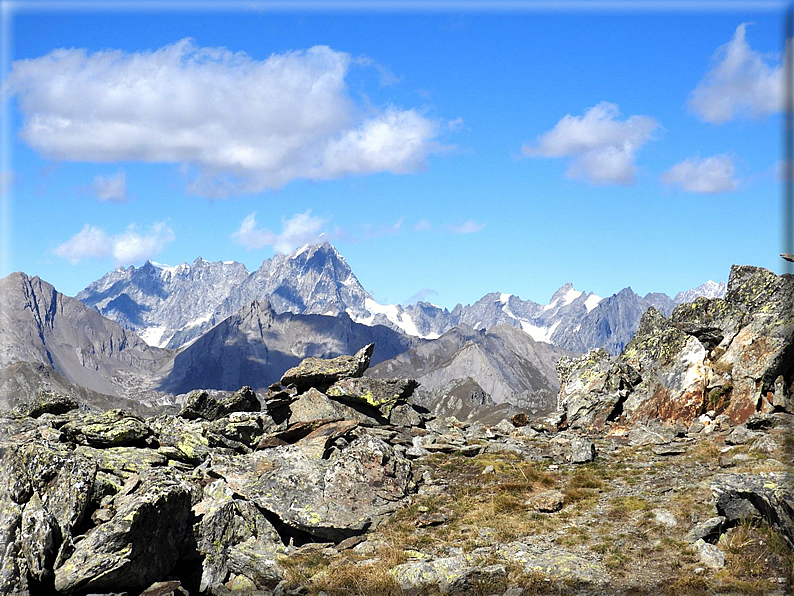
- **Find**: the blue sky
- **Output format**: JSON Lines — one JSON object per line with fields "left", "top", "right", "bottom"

{"left": 1, "top": 2, "right": 788, "bottom": 309}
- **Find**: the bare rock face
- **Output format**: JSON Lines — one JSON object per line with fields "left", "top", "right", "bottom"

{"left": 556, "top": 349, "right": 641, "bottom": 429}
{"left": 555, "top": 265, "right": 793, "bottom": 429}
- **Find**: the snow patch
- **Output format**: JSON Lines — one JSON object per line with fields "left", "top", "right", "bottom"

{"left": 139, "top": 326, "right": 168, "bottom": 347}
{"left": 520, "top": 320, "right": 560, "bottom": 343}
{"left": 562, "top": 287, "right": 583, "bottom": 305}
{"left": 291, "top": 244, "right": 311, "bottom": 259}
{"left": 499, "top": 293, "right": 511, "bottom": 304}
{"left": 351, "top": 298, "right": 438, "bottom": 339}
{"left": 584, "top": 294, "right": 602, "bottom": 312}
{"left": 185, "top": 313, "right": 213, "bottom": 329}
{"left": 542, "top": 299, "right": 559, "bottom": 312}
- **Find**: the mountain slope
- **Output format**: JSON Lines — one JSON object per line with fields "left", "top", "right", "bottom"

{"left": 158, "top": 299, "right": 423, "bottom": 395}
{"left": 77, "top": 258, "right": 250, "bottom": 347}
{"left": 367, "top": 324, "right": 570, "bottom": 415}
{"left": 0, "top": 272, "right": 171, "bottom": 402}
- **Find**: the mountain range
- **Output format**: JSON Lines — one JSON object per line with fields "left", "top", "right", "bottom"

{"left": 77, "top": 242, "right": 727, "bottom": 356}
{"left": 1, "top": 242, "right": 727, "bottom": 418}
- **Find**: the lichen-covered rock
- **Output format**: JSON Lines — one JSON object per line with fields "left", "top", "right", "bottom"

{"left": 149, "top": 415, "right": 212, "bottom": 465}
{"left": 193, "top": 481, "right": 285, "bottom": 592}
{"left": 54, "top": 469, "right": 193, "bottom": 594}
{"left": 178, "top": 386, "right": 260, "bottom": 422}
{"left": 556, "top": 266, "right": 794, "bottom": 430}
{"left": 208, "top": 432, "right": 414, "bottom": 541}
{"left": 326, "top": 377, "right": 418, "bottom": 416}
{"left": 20, "top": 492, "right": 60, "bottom": 583}
{"left": 496, "top": 542, "right": 608, "bottom": 584}
{"left": 557, "top": 349, "right": 641, "bottom": 429}
{"left": 389, "top": 403, "right": 424, "bottom": 428}
{"left": 710, "top": 472, "right": 794, "bottom": 546}
{"left": 280, "top": 343, "right": 374, "bottom": 391}
{"left": 570, "top": 437, "right": 596, "bottom": 464}
{"left": 61, "top": 409, "right": 152, "bottom": 447}
{"left": 289, "top": 387, "right": 383, "bottom": 426}
{"left": 390, "top": 554, "right": 504, "bottom": 595}
{"left": 18, "top": 391, "right": 79, "bottom": 418}
{"left": 619, "top": 310, "right": 708, "bottom": 425}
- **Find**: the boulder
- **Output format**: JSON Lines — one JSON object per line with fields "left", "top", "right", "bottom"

{"left": 178, "top": 386, "right": 260, "bottom": 421}
{"left": 326, "top": 377, "right": 418, "bottom": 416}
{"left": 557, "top": 350, "right": 641, "bottom": 429}
{"left": 496, "top": 542, "right": 607, "bottom": 585}
{"left": 710, "top": 472, "right": 794, "bottom": 546}
{"left": 280, "top": 343, "right": 374, "bottom": 391}
{"left": 570, "top": 437, "right": 596, "bottom": 464}
{"left": 149, "top": 415, "right": 212, "bottom": 465}
{"left": 61, "top": 410, "right": 151, "bottom": 447}
{"left": 194, "top": 483, "right": 285, "bottom": 592}
{"left": 54, "top": 469, "right": 193, "bottom": 594}
{"left": 18, "top": 391, "right": 79, "bottom": 418}
{"left": 289, "top": 387, "right": 384, "bottom": 426}
{"left": 390, "top": 554, "right": 505, "bottom": 595}
{"left": 208, "top": 433, "right": 414, "bottom": 541}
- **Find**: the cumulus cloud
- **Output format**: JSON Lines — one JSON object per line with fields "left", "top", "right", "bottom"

{"left": 92, "top": 170, "right": 127, "bottom": 203}
{"left": 689, "top": 23, "right": 783, "bottom": 123}
{"left": 447, "top": 220, "right": 486, "bottom": 234}
{"left": 231, "top": 211, "right": 330, "bottom": 253}
{"left": 55, "top": 222, "right": 175, "bottom": 265}
{"left": 522, "top": 101, "right": 660, "bottom": 185}
{"left": 8, "top": 40, "right": 444, "bottom": 197}
{"left": 662, "top": 155, "right": 738, "bottom": 194}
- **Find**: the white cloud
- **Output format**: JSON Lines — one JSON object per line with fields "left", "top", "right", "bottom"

{"left": 54, "top": 222, "right": 174, "bottom": 265}
{"left": 403, "top": 288, "right": 439, "bottom": 306}
{"left": 447, "top": 220, "right": 486, "bottom": 234}
{"left": 662, "top": 155, "right": 738, "bottom": 194}
{"left": 689, "top": 23, "right": 783, "bottom": 123}
{"left": 522, "top": 101, "right": 660, "bottom": 185}
{"left": 413, "top": 219, "right": 433, "bottom": 232}
{"left": 92, "top": 170, "right": 127, "bottom": 203}
{"left": 231, "top": 211, "right": 329, "bottom": 253}
{"left": 8, "top": 40, "right": 444, "bottom": 197}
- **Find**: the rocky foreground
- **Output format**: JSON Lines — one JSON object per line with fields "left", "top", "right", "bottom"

{"left": 1, "top": 265, "right": 792, "bottom": 596}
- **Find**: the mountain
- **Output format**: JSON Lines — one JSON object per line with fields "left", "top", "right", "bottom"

{"left": 77, "top": 257, "right": 250, "bottom": 348}
{"left": 367, "top": 324, "right": 570, "bottom": 416}
{"left": 158, "top": 298, "right": 423, "bottom": 395}
{"left": 0, "top": 272, "right": 172, "bottom": 404}
{"left": 674, "top": 280, "right": 728, "bottom": 304}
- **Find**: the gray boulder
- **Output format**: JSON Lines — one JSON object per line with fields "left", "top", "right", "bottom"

{"left": 326, "top": 377, "right": 418, "bottom": 416}
{"left": 54, "top": 469, "right": 193, "bottom": 594}
{"left": 208, "top": 432, "right": 414, "bottom": 541}
{"left": 280, "top": 343, "right": 374, "bottom": 391}
{"left": 711, "top": 472, "right": 794, "bottom": 546}
{"left": 178, "top": 386, "right": 260, "bottom": 421}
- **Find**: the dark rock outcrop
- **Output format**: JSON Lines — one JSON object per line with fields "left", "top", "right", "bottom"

{"left": 178, "top": 386, "right": 259, "bottom": 421}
